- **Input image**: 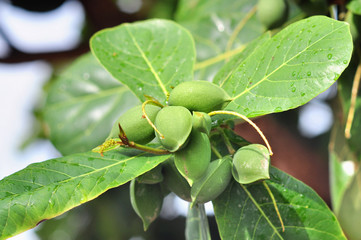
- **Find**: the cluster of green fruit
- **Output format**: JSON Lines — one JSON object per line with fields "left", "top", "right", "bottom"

{"left": 103, "top": 80, "right": 271, "bottom": 230}
{"left": 257, "top": 0, "right": 289, "bottom": 29}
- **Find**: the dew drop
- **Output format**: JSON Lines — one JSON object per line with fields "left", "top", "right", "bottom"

{"left": 291, "top": 87, "right": 296, "bottom": 92}
{"left": 244, "top": 108, "right": 249, "bottom": 113}
{"left": 343, "top": 60, "right": 348, "bottom": 64}
{"left": 292, "top": 71, "right": 296, "bottom": 77}
{"left": 327, "top": 54, "right": 332, "bottom": 60}
{"left": 301, "top": 92, "right": 305, "bottom": 97}
{"left": 307, "top": 71, "right": 311, "bottom": 76}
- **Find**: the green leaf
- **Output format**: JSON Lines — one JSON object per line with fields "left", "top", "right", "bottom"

{"left": 347, "top": 0, "right": 361, "bottom": 15}
{"left": 213, "top": 33, "right": 271, "bottom": 85}
{"left": 329, "top": 119, "right": 356, "bottom": 214}
{"left": 176, "top": 0, "right": 264, "bottom": 80}
{"left": 0, "top": 149, "right": 171, "bottom": 239}
{"left": 44, "top": 53, "right": 139, "bottom": 155}
{"left": 213, "top": 167, "right": 346, "bottom": 240}
{"left": 90, "top": 19, "right": 196, "bottom": 104}
{"left": 130, "top": 180, "right": 163, "bottom": 231}
{"left": 185, "top": 204, "right": 211, "bottom": 240}
{"left": 218, "top": 16, "right": 353, "bottom": 117}
{"left": 337, "top": 167, "right": 361, "bottom": 240}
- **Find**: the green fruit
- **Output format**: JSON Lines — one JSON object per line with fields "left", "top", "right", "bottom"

{"left": 257, "top": 0, "right": 288, "bottom": 29}
{"left": 174, "top": 130, "right": 211, "bottom": 186}
{"left": 155, "top": 106, "right": 193, "bottom": 152}
{"left": 136, "top": 165, "right": 163, "bottom": 184}
{"left": 191, "top": 156, "right": 232, "bottom": 204}
{"left": 232, "top": 144, "right": 270, "bottom": 184}
{"left": 168, "top": 80, "right": 231, "bottom": 113}
{"left": 163, "top": 158, "right": 192, "bottom": 202}
{"left": 130, "top": 180, "right": 163, "bottom": 231}
{"left": 108, "top": 104, "right": 161, "bottom": 144}
{"left": 192, "top": 112, "right": 212, "bottom": 136}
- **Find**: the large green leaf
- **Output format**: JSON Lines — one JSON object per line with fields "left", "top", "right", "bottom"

{"left": 218, "top": 16, "right": 352, "bottom": 118}
{"left": 347, "top": 0, "right": 361, "bottom": 15}
{"left": 213, "top": 33, "right": 271, "bottom": 86}
{"left": 176, "top": 0, "right": 264, "bottom": 81}
{"left": 0, "top": 149, "right": 171, "bottom": 239}
{"left": 213, "top": 167, "right": 346, "bottom": 240}
{"left": 329, "top": 119, "right": 356, "bottom": 214}
{"left": 337, "top": 167, "right": 361, "bottom": 240}
{"left": 90, "top": 19, "right": 196, "bottom": 104}
{"left": 44, "top": 53, "right": 139, "bottom": 155}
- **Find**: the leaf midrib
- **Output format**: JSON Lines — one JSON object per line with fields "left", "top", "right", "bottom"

{"left": 231, "top": 23, "right": 345, "bottom": 101}
{"left": 47, "top": 86, "right": 127, "bottom": 109}
{"left": 125, "top": 25, "right": 169, "bottom": 98}
{"left": 0, "top": 153, "right": 140, "bottom": 202}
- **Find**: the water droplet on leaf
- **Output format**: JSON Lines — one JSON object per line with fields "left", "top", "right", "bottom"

{"left": 327, "top": 54, "right": 332, "bottom": 60}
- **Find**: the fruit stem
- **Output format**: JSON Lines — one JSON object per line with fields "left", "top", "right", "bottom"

{"left": 345, "top": 49, "right": 361, "bottom": 139}
{"left": 211, "top": 145, "right": 223, "bottom": 159}
{"left": 208, "top": 110, "right": 273, "bottom": 155}
{"left": 263, "top": 181, "right": 285, "bottom": 232}
{"left": 142, "top": 100, "right": 165, "bottom": 139}
{"left": 129, "top": 142, "right": 171, "bottom": 155}
{"left": 218, "top": 127, "right": 236, "bottom": 155}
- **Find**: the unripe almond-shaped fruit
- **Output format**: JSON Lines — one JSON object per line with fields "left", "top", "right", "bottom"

{"left": 155, "top": 106, "right": 192, "bottom": 152}
{"left": 191, "top": 156, "right": 232, "bottom": 205}
{"left": 168, "top": 80, "right": 231, "bottom": 113}
{"left": 174, "top": 130, "right": 211, "bottom": 186}
{"left": 136, "top": 165, "right": 163, "bottom": 184}
{"left": 163, "top": 158, "right": 192, "bottom": 202}
{"left": 192, "top": 111, "right": 212, "bottom": 136}
{"left": 257, "top": 0, "right": 288, "bottom": 29}
{"left": 130, "top": 180, "right": 163, "bottom": 231}
{"left": 232, "top": 144, "right": 270, "bottom": 184}
{"left": 108, "top": 104, "right": 161, "bottom": 144}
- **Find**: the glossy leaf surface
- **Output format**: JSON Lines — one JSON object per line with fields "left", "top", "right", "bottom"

{"left": 44, "top": 53, "right": 139, "bottom": 155}
{"left": 213, "top": 167, "right": 346, "bottom": 240}
{"left": 90, "top": 19, "right": 196, "bottom": 104}
{"left": 0, "top": 149, "right": 171, "bottom": 239}
{"left": 218, "top": 16, "right": 352, "bottom": 117}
